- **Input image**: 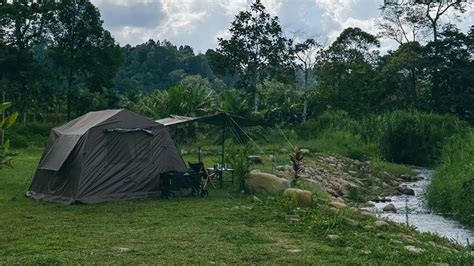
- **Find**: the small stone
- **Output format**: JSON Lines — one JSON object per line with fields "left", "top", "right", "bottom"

{"left": 252, "top": 195, "right": 262, "bottom": 203}
{"left": 300, "top": 149, "right": 310, "bottom": 155}
{"left": 287, "top": 249, "right": 301, "bottom": 253}
{"left": 344, "top": 218, "right": 359, "bottom": 227}
{"left": 327, "top": 234, "right": 340, "bottom": 241}
{"left": 329, "top": 201, "right": 347, "bottom": 209}
{"left": 375, "top": 220, "right": 389, "bottom": 229}
{"left": 359, "top": 211, "right": 376, "bottom": 218}
{"left": 279, "top": 148, "right": 289, "bottom": 153}
{"left": 404, "top": 245, "right": 425, "bottom": 254}
{"left": 118, "top": 247, "right": 130, "bottom": 252}
{"left": 285, "top": 215, "right": 301, "bottom": 222}
{"left": 383, "top": 203, "right": 397, "bottom": 213}
{"left": 361, "top": 250, "right": 371, "bottom": 255}
{"left": 180, "top": 149, "right": 188, "bottom": 155}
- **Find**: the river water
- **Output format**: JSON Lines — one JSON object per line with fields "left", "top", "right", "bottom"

{"left": 365, "top": 168, "right": 474, "bottom": 245}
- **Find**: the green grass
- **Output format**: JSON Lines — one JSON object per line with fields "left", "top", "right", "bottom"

{"left": 427, "top": 130, "right": 474, "bottom": 228}
{"left": 0, "top": 149, "right": 472, "bottom": 264}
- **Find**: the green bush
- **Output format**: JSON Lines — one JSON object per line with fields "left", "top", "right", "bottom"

{"left": 6, "top": 122, "right": 55, "bottom": 148}
{"left": 427, "top": 130, "right": 474, "bottom": 227}
{"left": 377, "top": 110, "right": 467, "bottom": 166}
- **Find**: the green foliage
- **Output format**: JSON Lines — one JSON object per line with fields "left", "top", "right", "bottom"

{"left": 215, "top": 0, "right": 293, "bottom": 111}
{"left": 295, "top": 110, "right": 358, "bottom": 139}
{"left": 225, "top": 139, "right": 253, "bottom": 191}
{"left": 0, "top": 102, "right": 19, "bottom": 168}
{"left": 427, "top": 130, "right": 474, "bottom": 227}
{"left": 6, "top": 122, "right": 54, "bottom": 148}
{"left": 376, "top": 110, "right": 466, "bottom": 166}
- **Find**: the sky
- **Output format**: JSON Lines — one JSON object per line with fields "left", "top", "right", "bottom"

{"left": 90, "top": 0, "right": 474, "bottom": 54}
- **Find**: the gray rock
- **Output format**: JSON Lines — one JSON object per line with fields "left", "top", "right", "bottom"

{"left": 374, "top": 220, "right": 389, "bottom": 229}
{"left": 404, "top": 245, "right": 425, "bottom": 254}
{"left": 329, "top": 201, "right": 347, "bottom": 209}
{"left": 397, "top": 187, "right": 415, "bottom": 196}
{"left": 279, "top": 148, "right": 289, "bottom": 153}
{"left": 383, "top": 203, "right": 397, "bottom": 213}
{"left": 344, "top": 218, "right": 359, "bottom": 227}
{"left": 327, "top": 234, "right": 340, "bottom": 241}
{"left": 300, "top": 148, "right": 310, "bottom": 155}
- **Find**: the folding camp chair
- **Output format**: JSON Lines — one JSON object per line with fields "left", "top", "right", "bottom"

{"left": 188, "top": 162, "right": 216, "bottom": 189}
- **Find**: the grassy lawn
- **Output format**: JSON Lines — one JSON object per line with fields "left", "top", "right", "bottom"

{"left": 0, "top": 148, "right": 472, "bottom": 265}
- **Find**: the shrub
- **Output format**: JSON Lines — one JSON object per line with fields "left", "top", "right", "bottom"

{"left": 427, "top": 130, "right": 474, "bottom": 227}
{"left": 377, "top": 110, "right": 467, "bottom": 166}
{"left": 6, "top": 122, "right": 55, "bottom": 148}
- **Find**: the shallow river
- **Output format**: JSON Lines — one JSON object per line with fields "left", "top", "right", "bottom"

{"left": 365, "top": 168, "right": 474, "bottom": 245}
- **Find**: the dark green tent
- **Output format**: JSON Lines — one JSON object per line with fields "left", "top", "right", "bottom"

{"left": 27, "top": 109, "right": 187, "bottom": 204}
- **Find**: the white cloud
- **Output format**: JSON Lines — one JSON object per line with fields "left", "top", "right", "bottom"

{"left": 91, "top": 0, "right": 473, "bottom": 53}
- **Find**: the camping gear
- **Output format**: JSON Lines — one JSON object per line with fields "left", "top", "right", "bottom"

{"left": 27, "top": 109, "right": 187, "bottom": 204}
{"left": 160, "top": 170, "right": 208, "bottom": 199}
{"left": 188, "top": 161, "right": 216, "bottom": 189}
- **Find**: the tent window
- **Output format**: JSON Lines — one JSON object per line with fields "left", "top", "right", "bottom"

{"left": 105, "top": 131, "right": 152, "bottom": 165}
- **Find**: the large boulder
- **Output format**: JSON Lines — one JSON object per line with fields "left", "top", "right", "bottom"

{"left": 245, "top": 170, "right": 290, "bottom": 194}
{"left": 383, "top": 203, "right": 397, "bottom": 213}
{"left": 283, "top": 188, "right": 313, "bottom": 207}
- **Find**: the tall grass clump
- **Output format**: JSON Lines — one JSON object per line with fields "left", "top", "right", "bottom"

{"left": 427, "top": 130, "right": 474, "bottom": 227}
{"left": 375, "top": 110, "right": 467, "bottom": 166}
{"left": 295, "top": 110, "right": 359, "bottom": 140}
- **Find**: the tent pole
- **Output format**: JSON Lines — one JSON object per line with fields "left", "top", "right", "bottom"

{"left": 220, "top": 122, "right": 225, "bottom": 188}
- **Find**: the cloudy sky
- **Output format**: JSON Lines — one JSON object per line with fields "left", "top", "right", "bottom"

{"left": 90, "top": 0, "right": 473, "bottom": 53}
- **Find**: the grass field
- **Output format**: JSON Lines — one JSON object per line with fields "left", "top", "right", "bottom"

{"left": 0, "top": 148, "right": 473, "bottom": 265}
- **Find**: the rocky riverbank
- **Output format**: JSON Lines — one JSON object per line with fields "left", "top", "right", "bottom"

{"left": 274, "top": 155, "right": 418, "bottom": 207}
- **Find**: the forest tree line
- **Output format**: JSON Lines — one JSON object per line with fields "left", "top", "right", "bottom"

{"left": 0, "top": 0, "right": 472, "bottom": 125}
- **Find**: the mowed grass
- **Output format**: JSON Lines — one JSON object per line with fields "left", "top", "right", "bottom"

{"left": 0, "top": 149, "right": 472, "bottom": 265}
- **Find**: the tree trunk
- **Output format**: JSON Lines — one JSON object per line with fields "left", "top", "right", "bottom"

{"left": 302, "top": 66, "right": 308, "bottom": 121}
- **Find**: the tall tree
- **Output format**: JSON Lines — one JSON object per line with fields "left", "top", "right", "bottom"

{"left": 215, "top": 0, "right": 293, "bottom": 112}
{"left": 294, "top": 38, "right": 321, "bottom": 121}
{"left": 416, "top": 0, "right": 468, "bottom": 43}
{"left": 378, "top": 0, "right": 430, "bottom": 44}
{"left": 49, "top": 0, "right": 120, "bottom": 119}
{"left": 0, "top": 1, "right": 54, "bottom": 122}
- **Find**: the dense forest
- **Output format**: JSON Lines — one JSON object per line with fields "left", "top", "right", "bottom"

{"left": 0, "top": 0, "right": 472, "bottom": 126}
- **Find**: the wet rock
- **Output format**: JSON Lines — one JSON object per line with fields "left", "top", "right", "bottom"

{"left": 404, "top": 245, "right": 425, "bottom": 254}
{"left": 329, "top": 201, "right": 347, "bottom": 209}
{"left": 397, "top": 187, "right": 415, "bottom": 196}
{"left": 327, "top": 234, "right": 340, "bottom": 241}
{"left": 372, "top": 196, "right": 392, "bottom": 203}
{"left": 400, "top": 174, "right": 422, "bottom": 182}
{"left": 248, "top": 155, "right": 262, "bottom": 164}
{"left": 375, "top": 220, "right": 389, "bottom": 229}
{"left": 383, "top": 203, "right": 397, "bottom": 213}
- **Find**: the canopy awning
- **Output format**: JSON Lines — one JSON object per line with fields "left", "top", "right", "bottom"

{"left": 155, "top": 112, "right": 253, "bottom": 128}
{"left": 156, "top": 115, "right": 199, "bottom": 126}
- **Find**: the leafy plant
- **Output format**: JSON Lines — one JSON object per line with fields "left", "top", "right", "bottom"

{"left": 0, "top": 102, "right": 19, "bottom": 168}
{"left": 225, "top": 140, "right": 253, "bottom": 191}
{"left": 290, "top": 146, "right": 305, "bottom": 186}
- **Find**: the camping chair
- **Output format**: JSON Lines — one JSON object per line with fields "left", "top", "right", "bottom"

{"left": 188, "top": 162, "right": 216, "bottom": 189}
